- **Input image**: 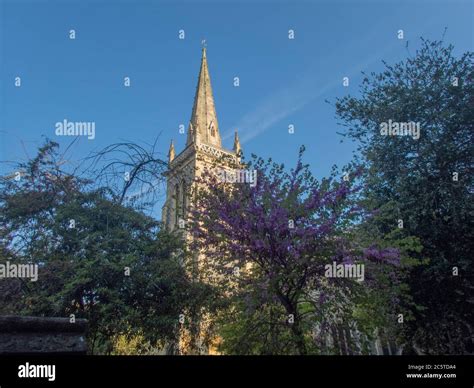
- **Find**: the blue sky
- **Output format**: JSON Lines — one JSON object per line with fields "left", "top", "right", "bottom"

{"left": 0, "top": 0, "right": 472, "bottom": 216}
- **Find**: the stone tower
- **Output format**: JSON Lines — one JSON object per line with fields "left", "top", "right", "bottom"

{"left": 161, "top": 47, "right": 242, "bottom": 354}
{"left": 162, "top": 47, "right": 241, "bottom": 232}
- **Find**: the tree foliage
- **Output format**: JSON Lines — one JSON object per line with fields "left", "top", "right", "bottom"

{"left": 334, "top": 38, "right": 474, "bottom": 354}
{"left": 0, "top": 140, "right": 201, "bottom": 354}
{"left": 188, "top": 149, "right": 403, "bottom": 354}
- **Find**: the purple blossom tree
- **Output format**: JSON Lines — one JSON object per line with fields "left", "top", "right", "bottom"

{"left": 187, "top": 147, "right": 401, "bottom": 354}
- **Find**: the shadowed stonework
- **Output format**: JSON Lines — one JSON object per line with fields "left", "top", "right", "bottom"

{"left": 0, "top": 316, "right": 88, "bottom": 355}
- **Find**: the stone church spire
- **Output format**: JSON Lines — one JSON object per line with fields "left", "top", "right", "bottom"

{"left": 186, "top": 47, "right": 222, "bottom": 148}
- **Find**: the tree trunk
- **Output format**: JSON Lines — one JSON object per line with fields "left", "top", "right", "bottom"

{"left": 275, "top": 291, "right": 307, "bottom": 355}
{"left": 290, "top": 318, "right": 307, "bottom": 355}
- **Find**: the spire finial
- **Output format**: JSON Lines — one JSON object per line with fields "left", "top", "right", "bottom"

{"left": 201, "top": 40, "right": 207, "bottom": 59}
{"left": 233, "top": 129, "right": 241, "bottom": 156}
{"left": 168, "top": 140, "right": 175, "bottom": 163}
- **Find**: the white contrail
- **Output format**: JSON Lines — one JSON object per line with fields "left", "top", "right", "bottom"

{"left": 223, "top": 42, "right": 398, "bottom": 145}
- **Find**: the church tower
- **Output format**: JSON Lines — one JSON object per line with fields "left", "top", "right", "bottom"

{"left": 162, "top": 47, "right": 241, "bottom": 232}
{"left": 161, "top": 46, "right": 242, "bottom": 354}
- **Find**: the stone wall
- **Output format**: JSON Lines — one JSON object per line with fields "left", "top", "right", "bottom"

{"left": 0, "top": 315, "right": 88, "bottom": 354}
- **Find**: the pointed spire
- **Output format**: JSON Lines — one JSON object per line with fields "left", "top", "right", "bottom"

{"left": 187, "top": 46, "right": 222, "bottom": 148}
{"left": 233, "top": 129, "right": 241, "bottom": 155}
{"left": 168, "top": 140, "right": 175, "bottom": 163}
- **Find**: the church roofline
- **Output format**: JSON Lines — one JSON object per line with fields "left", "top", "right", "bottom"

{"left": 170, "top": 141, "right": 239, "bottom": 169}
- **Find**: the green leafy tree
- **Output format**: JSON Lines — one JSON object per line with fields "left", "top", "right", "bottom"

{"left": 334, "top": 38, "right": 474, "bottom": 354}
{"left": 0, "top": 140, "right": 204, "bottom": 354}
